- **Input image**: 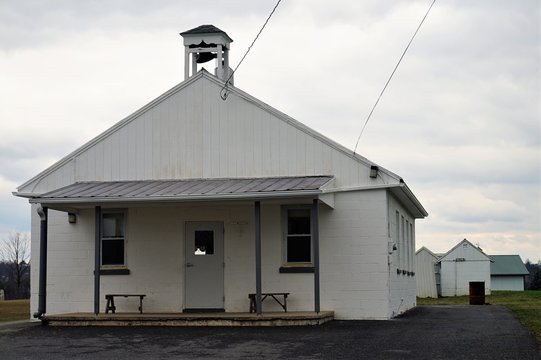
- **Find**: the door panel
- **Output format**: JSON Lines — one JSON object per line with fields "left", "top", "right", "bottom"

{"left": 185, "top": 221, "right": 224, "bottom": 310}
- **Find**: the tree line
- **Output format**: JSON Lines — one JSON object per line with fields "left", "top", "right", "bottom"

{"left": 525, "top": 260, "right": 541, "bottom": 290}
{"left": 0, "top": 232, "right": 30, "bottom": 300}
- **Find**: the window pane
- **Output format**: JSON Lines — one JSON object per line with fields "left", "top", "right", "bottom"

{"left": 102, "top": 239, "right": 124, "bottom": 265}
{"left": 103, "top": 213, "right": 124, "bottom": 237}
{"left": 287, "top": 209, "right": 310, "bottom": 234}
{"left": 194, "top": 230, "right": 214, "bottom": 255}
{"left": 287, "top": 236, "right": 311, "bottom": 262}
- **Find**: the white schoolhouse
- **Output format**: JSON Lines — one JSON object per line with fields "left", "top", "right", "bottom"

{"left": 15, "top": 25, "right": 427, "bottom": 321}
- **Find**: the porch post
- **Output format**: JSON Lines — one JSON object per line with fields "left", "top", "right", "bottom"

{"left": 34, "top": 206, "right": 48, "bottom": 318}
{"left": 94, "top": 206, "right": 101, "bottom": 315}
{"left": 312, "top": 199, "right": 320, "bottom": 313}
{"left": 254, "top": 201, "right": 262, "bottom": 315}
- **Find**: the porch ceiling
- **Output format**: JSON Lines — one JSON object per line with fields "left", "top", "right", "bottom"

{"left": 20, "top": 176, "right": 334, "bottom": 206}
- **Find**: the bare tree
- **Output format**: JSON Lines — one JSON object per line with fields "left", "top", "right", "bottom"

{"left": 0, "top": 232, "right": 30, "bottom": 299}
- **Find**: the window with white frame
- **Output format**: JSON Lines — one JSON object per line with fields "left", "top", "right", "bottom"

{"left": 283, "top": 207, "right": 312, "bottom": 264}
{"left": 101, "top": 211, "right": 126, "bottom": 266}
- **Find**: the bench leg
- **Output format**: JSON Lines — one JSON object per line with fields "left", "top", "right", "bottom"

{"left": 249, "top": 296, "right": 255, "bottom": 313}
{"left": 105, "top": 297, "right": 116, "bottom": 314}
{"left": 139, "top": 296, "right": 143, "bottom": 314}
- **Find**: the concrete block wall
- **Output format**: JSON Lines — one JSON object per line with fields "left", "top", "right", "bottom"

{"left": 30, "top": 207, "right": 95, "bottom": 316}
{"left": 387, "top": 193, "right": 417, "bottom": 317}
{"left": 319, "top": 190, "right": 390, "bottom": 320}
{"left": 30, "top": 190, "right": 399, "bottom": 319}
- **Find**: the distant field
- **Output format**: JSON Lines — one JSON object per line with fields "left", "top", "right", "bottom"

{"left": 418, "top": 291, "right": 541, "bottom": 344}
{"left": 0, "top": 299, "right": 30, "bottom": 322}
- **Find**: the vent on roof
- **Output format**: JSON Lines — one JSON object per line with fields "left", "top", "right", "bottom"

{"left": 180, "top": 25, "right": 234, "bottom": 84}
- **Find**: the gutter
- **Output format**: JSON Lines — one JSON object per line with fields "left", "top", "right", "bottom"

{"left": 24, "top": 189, "right": 325, "bottom": 205}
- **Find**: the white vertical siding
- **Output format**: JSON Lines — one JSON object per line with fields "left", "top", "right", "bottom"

{"left": 491, "top": 276, "right": 524, "bottom": 291}
{"left": 416, "top": 249, "right": 438, "bottom": 298}
{"left": 439, "top": 242, "right": 491, "bottom": 296}
{"left": 19, "top": 74, "right": 397, "bottom": 194}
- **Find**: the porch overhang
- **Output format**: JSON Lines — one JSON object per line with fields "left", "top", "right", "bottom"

{"left": 16, "top": 176, "right": 335, "bottom": 208}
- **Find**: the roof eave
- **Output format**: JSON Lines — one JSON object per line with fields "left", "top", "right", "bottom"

{"left": 28, "top": 189, "right": 325, "bottom": 206}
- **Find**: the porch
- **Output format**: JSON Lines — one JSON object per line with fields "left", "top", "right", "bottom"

{"left": 42, "top": 311, "right": 335, "bottom": 327}
{"left": 24, "top": 176, "right": 336, "bottom": 321}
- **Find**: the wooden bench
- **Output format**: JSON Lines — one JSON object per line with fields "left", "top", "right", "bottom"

{"left": 248, "top": 292, "right": 289, "bottom": 313}
{"left": 105, "top": 294, "right": 146, "bottom": 314}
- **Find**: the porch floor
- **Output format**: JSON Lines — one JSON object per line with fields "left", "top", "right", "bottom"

{"left": 42, "top": 311, "right": 334, "bottom": 327}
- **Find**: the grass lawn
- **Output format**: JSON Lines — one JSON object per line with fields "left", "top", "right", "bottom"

{"left": 0, "top": 299, "right": 30, "bottom": 322}
{"left": 418, "top": 291, "right": 541, "bottom": 344}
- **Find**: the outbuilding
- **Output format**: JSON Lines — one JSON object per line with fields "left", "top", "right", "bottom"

{"left": 438, "top": 239, "right": 492, "bottom": 297}
{"left": 14, "top": 25, "right": 427, "bottom": 320}
{"left": 490, "top": 255, "right": 529, "bottom": 291}
{"left": 415, "top": 247, "right": 440, "bottom": 298}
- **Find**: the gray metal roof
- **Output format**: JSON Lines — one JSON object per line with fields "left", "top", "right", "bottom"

{"left": 180, "top": 25, "right": 233, "bottom": 41}
{"left": 30, "top": 176, "right": 333, "bottom": 204}
{"left": 490, "top": 255, "right": 529, "bottom": 275}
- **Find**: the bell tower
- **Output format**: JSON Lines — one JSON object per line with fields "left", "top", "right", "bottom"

{"left": 180, "top": 25, "right": 233, "bottom": 83}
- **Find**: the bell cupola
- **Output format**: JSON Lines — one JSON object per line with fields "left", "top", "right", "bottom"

{"left": 180, "top": 25, "right": 233, "bottom": 83}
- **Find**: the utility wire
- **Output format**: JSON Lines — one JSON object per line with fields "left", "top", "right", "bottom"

{"left": 353, "top": 0, "right": 436, "bottom": 154}
{"left": 220, "top": 0, "right": 283, "bottom": 100}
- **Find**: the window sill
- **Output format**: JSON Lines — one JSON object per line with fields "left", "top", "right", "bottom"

{"left": 279, "top": 266, "right": 314, "bottom": 273}
{"left": 97, "top": 268, "right": 130, "bottom": 275}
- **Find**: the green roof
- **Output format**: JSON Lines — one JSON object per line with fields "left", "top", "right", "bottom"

{"left": 490, "top": 255, "right": 529, "bottom": 275}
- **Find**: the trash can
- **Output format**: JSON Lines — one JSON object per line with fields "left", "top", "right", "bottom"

{"left": 469, "top": 281, "right": 485, "bottom": 305}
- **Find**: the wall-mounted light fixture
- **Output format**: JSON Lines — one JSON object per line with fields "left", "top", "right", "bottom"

{"left": 370, "top": 165, "right": 379, "bottom": 179}
{"left": 68, "top": 213, "right": 77, "bottom": 224}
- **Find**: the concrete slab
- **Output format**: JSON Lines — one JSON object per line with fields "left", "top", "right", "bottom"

{"left": 42, "top": 311, "right": 334, "bottom": 326}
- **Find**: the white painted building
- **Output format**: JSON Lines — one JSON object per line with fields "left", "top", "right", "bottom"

{"left": 415, "top": 247, "right": 439, "bottom": 298}
{"left": 439, "top": 239, "right": 491, "bottom": 297}
{"left": 14, "top": 25, "right": 427, "bottom": 320}
{"left": 490, "top": 255, "right": 529, "bottom": 291}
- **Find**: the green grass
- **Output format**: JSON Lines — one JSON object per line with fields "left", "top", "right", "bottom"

{"left": 0, "top": 299, "right": 30, "bottom": 322}
{"left": 418, "top": 291, "right": 541, "bottom": 344}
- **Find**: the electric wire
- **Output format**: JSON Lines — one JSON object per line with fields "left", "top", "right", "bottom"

{"left": 220, "top": 0, "right": 283, "bottom": 100}
{"left": 353, "top": 0, "right": 437, "bottom": 154}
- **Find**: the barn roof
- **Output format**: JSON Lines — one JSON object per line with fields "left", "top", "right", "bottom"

{"left": 490, "top": 255, "right": 529, "bottom": 276}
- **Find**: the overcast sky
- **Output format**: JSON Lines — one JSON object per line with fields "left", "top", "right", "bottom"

{"left": 1, "top": 0, "right": 539, "bottom": 262}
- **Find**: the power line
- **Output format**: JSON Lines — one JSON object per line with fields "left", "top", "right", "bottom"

{"left": 353, "top": 0, "right": 437, "bottom": 154}
{"left": 220, "top": 0, "right": 283, "bottom": 100}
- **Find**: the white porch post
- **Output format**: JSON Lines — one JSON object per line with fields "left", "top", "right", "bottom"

{"left": 184, "top": 48, "right": 190, "bottom": 79}
{"left": 191, "top": 52, "right": 197, "bottom": 77}
{"left": 216, "top": 44, "right": 223, "bottom": 80}
{"left": 312, "top": 199, "right": 320, "bottom": 313}
{"left": 94, "top": 206, "right": 101, "bottom": 315}
{"left": 255, "top": 201, "right": 262, "bottom": 315}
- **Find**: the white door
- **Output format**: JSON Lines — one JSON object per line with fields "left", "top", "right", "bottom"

{"left": 185, "top": 221, "right": 224, "bottom": 311}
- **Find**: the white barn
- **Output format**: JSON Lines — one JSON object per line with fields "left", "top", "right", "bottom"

{"left": 439, "top": 239, "right": 491, "bottom": 297}
{"left": 14, "top": 25, "right": 427, "bottom": 321}
{"left": 415, "top": 247, "right": 439, "bottom": 298}
{"left": 490, "top": 255, "right": 529, "bottom": 291}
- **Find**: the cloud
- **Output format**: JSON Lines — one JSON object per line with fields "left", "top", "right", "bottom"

{"left": 0, "top": 1, "right": 539, "bottom": 262}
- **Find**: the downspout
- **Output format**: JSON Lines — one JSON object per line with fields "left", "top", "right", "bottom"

{"left": 34, "top": 206, "right": 48, "bottom": 319}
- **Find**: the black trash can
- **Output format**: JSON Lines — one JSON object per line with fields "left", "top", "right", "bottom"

{"left": 469, "top": 281, "right": 485, "bottom": 305}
